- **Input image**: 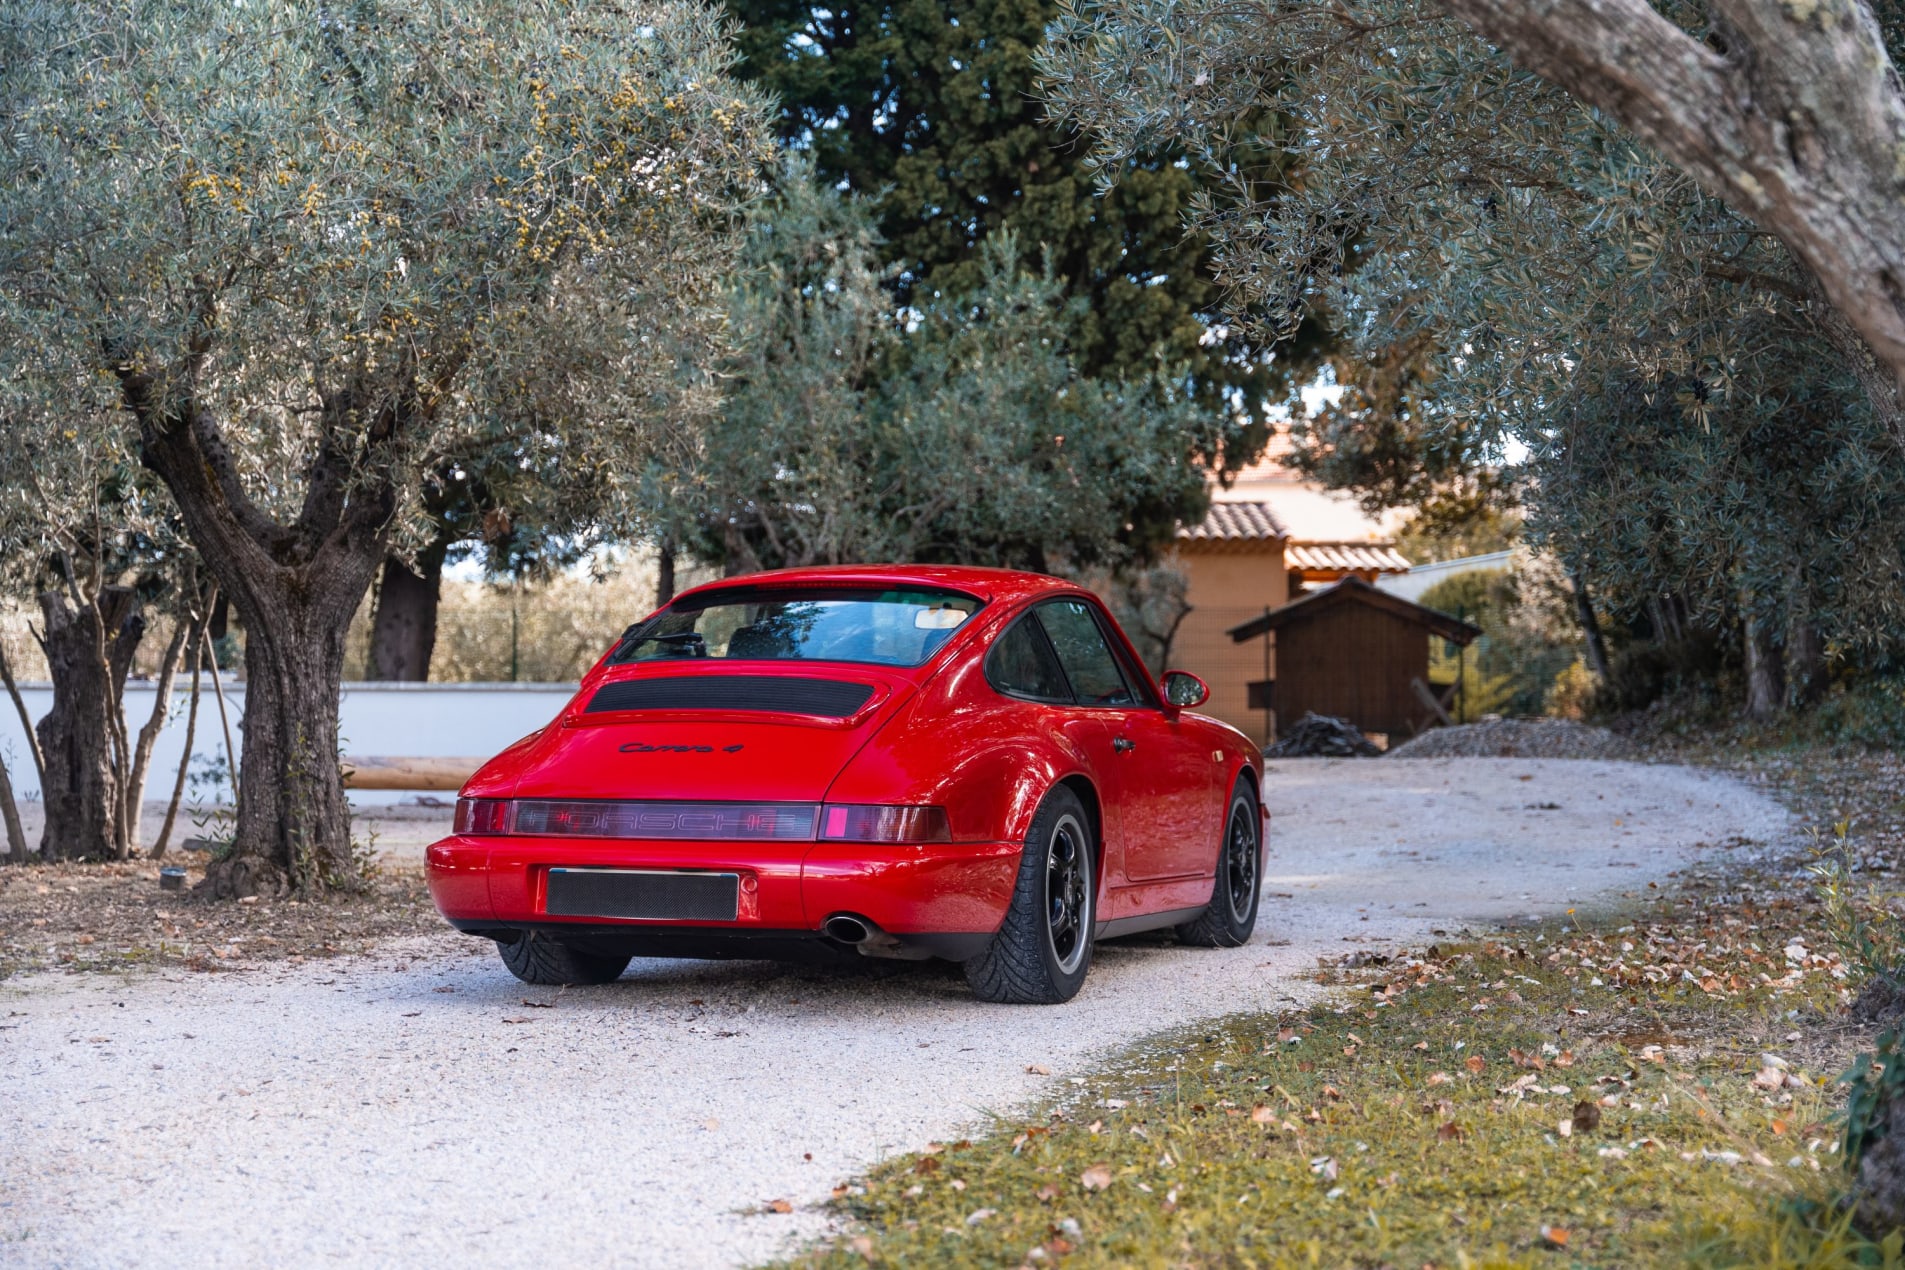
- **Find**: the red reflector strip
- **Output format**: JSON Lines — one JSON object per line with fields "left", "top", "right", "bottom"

{"left": 509, "top": 800, "right": 820, "bottom": 841}
{"left": 817, "top": 805, "right": 952, "bottom": 843}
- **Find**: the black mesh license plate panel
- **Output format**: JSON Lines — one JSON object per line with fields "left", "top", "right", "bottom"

{"left": 584, "top": 676, "right": 874, "bottom": 717}
{"left": 544, "top": 869, "right": 739, "bottom": 922}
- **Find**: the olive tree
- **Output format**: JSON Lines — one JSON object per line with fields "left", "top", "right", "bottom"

{"left": 1437, "top": 0, "right": 1905, "bottom": 429}
{"left": 0, "top": 0, "right": 771, "bottom": 894}
{"left": 1043, "top": 0, "right": 1905, "bottom": 714}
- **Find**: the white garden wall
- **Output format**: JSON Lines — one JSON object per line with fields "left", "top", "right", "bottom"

{"left": 0, "top": 678, "right": 578, "bottom": 808}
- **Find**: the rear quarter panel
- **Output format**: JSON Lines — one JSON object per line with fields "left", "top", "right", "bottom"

{"left": 821, "top": 651, "right": 1096, "bottom": 847}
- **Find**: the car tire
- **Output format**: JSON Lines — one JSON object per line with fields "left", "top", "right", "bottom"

{"left": 496, "top": 931, "right": 632, "bottom": 986}
{"left": 1176, "top": 779, "right": 1262, "bottom": 948}
{"left": 965, "top": 786, "right": 1096, "bottom": 1005}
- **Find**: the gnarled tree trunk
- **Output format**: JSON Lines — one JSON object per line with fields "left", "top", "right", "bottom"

{"left": 367, "top": 534, "right": 452, "bottom": 682}
{"left": 1742, "top": 603, "right": 1785, "bottom": 720}
{"left": 35, "top": 586, "right": 143, "bottom": 861}
{"left": 125, "top": 373, "right": 409, "bottom": 897}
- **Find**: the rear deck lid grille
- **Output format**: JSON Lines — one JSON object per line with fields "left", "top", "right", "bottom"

{"left": 583, "top": 676, "right": 875, "bottom": 718}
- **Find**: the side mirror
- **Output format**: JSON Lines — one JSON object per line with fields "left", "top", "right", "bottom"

{"left": 1161, "top": 670, "right": 1210, "bottom": 709}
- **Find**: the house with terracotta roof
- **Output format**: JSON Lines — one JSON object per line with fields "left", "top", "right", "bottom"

{"left": 1165, "top": 454, "right": 1411, "bottom": 741}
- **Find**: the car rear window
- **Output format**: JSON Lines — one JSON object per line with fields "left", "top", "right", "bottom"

{"left": 610, "top": 587, "right": 983, "bottom": 669}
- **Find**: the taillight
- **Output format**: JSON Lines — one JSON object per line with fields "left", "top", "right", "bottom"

{"left": 453, "top": 798, "right": 950, "bottom": 842}
{"left": 818, "top": 805, "right": 952, "bottom": 843}
{"left": 454, "top": 798, "right": 512, "bottom": 835}
{"left": 509, "top": 800, "right": 818, "bottom": 841}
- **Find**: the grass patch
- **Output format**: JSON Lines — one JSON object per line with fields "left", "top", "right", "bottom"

{"left": 781, "top": 742, "right": 1905, "bottom": 1268}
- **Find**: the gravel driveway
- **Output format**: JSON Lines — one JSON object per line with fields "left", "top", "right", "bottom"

{"left": 1, "top": 758, "right": 1791, "bottom": 1268}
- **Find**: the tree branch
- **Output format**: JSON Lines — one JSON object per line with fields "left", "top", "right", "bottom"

{"left": 1441, "top": 0, "right": 1905, "bottom": 418}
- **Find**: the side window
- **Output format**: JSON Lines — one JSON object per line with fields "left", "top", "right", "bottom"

{"left": 1035, "top": 600, "right": 1136, "bottom": 706}
{"left": 984, "top": 615, "right": 1073, "bottom": 703}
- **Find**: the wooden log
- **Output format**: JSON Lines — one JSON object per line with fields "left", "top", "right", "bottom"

{"left": 341, "top": 756, "right": 484, "bottom": 791}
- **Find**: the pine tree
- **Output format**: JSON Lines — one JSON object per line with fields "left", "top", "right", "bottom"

{"left": 724, "top": 0, "right": 1317, "bottom": 449}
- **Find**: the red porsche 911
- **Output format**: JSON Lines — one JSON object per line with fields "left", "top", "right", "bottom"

{"left": 426, "top": 566, "right": 1266, "bottom": 1003}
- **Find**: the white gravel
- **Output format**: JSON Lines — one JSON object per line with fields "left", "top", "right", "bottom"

{"left": 0, "top": 758, "right": 1791, "bottom": 1268}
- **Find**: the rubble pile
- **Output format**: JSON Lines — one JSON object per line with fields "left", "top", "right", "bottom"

{"left": 1264, "top": 713, "right": 1382, "bottom": 758}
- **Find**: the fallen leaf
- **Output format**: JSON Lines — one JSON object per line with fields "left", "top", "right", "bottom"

{"left": 1250, "top": 1105, "right": 1277, "bottom": 1124}
{"left": 1081, "top": 1164, "right": 1113, "bottom": 1191}
{"left": 1557, "top": 1118, "right": 1573, "bottom": 1138}
{"left": 765, "top": 1198, "right": 792, "bottom": 1214}
{"left": 1752, "top": 1067, "right": 1785, "bottom": 1090}
{"left": 702, "top": 1118, "right": 720, "bottom": 1131}
{"left": 1464, "top": 1055, "right": 1486, "bottom": 1074}
{"left": 965, "top": 1208, "right": 995, "bottom": 1225}
{"left": 913, "top": 1156, "right": 941, "bottom": 1175}
{"left": 1427, "top": 1072, "right": 1453, "bottom": 1087}
{"left": 1437, "top": 1121, "right": 1467, "bottom": 1142}
{"left": 1035, "top": 1183, "right": 1060, "bottom": 1202}
{"left": 1026, "top": 1064, "right": 1051, "bottom": 1075}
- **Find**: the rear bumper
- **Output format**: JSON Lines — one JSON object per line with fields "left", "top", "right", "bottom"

{"left": 425, "top": 833, "right": 1019, "bottom": 960}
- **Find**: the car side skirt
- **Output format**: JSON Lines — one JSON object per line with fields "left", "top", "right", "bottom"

{"left": 1093, "top": 906, "right": 1206, "bottom": 941}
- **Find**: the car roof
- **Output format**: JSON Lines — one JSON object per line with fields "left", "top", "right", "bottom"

{"left": 671, "top": 564, "right": 1074, "bottom": 606}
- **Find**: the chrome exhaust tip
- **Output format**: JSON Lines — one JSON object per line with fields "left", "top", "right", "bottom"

{"left": 823, "top": 914, "right": 872, "bottom": 944}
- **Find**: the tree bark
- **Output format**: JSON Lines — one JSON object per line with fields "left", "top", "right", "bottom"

{"left": 0, "top": 642, "right": 45, "bottom": 795}
{"left": 0, "top": 751, "right": 27, "bottom": 864}
{"left": 35, "top": 587, "right": 143, "bottom": 861}
{"left": 656, "top": 533, "right": 678, "bottom": 608}
{"left": 1441, "top": 0, "right": 1905, "bottom": 434}
{"left": 1743, "top": 604, "right": 1786, "bottom": 719}
{"left": 150, "top": 638, "right": 203, "bottom": 860}
{"left": 121, "top": 371, "right": 410, "bottom": 896}
{"left": 1569, "top": 567, "right": 1612, "bottom": 681}
{"left": 125, "top": 612, "right": 194, "bottom": 850}
{"left": 367, "top": 534, "right": 452, "bottom": 682}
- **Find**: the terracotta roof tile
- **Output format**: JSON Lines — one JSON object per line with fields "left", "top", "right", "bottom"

{"left": 1178, "top": 500, "right": 1289, "bottom": 542}
{"left": 1286, "top": 543, "right": 1412, "bottom": 574}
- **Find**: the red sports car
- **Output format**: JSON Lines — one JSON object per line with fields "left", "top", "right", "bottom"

{"left": 426, "top": 565, "right": 1265, "bottom": 1003}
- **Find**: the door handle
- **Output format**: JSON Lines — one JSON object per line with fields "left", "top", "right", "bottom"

{"left": 1112, "top": 737, "right": 1135, "bottom": 753}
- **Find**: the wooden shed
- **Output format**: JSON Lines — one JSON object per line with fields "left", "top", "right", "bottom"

{"left": 1225, "top": 577, "right": 1482, "bottom": 739}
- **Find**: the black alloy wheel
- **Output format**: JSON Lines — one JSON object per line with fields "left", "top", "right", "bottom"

{"left": 1177, "top": 779, "right": 1262, "bottom": 948}
{"left": 1222, "top": 795, "right": 1259, "bottom": 925}
{"left": 1046, "top": 813, "right": 1090, "bottom": 975}
{"left": 964, "top": 785, "right": 1096, "bottom": 1004}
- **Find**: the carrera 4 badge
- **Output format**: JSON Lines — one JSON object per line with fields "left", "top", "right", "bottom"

{"left": 619, "top": 742, "right": 746, "bottom": 754}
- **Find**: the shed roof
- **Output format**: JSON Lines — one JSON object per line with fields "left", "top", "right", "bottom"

{"left": 1225, "top": 576, "right": 1483, "bottom": 645}
{"left": 1286, "top": 542, "right": 1412, "bottom": 574}
{"left": 1176, "top": 500, "right": 1288, "bottom": 544}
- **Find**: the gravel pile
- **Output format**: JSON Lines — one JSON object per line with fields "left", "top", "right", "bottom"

{"left": 1265, "top": 713, "right": 1381, "bottom": 758}
{"left": 1386, "top": 717, "right": 1634, "bottom": 759}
